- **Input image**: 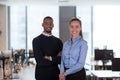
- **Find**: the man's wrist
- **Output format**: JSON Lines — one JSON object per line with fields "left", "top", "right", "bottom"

{"left": 44, "top": 56, "right": 52, "bottom": 61}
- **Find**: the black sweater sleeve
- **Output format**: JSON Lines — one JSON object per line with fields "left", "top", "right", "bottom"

{"left": 32, "top": 38, "right": 52, "bottom": 66}
{"left": 51, "top": 39, "right": 63, "bottom": 64}
{"left": 52, "top": 54, "right": 61, "bottom": 64}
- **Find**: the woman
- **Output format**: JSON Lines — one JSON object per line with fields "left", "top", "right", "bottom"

{"left": 59, "top": 18, "right": 88, "bottom": 80}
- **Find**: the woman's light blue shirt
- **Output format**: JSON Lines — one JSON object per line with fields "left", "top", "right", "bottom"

{"left": 60, "top": 36, "right": 88, "bottom": 75}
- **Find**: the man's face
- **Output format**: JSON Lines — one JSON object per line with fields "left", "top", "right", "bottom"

{"left": 42, "top": 18, "right": 53, "bottom": 33}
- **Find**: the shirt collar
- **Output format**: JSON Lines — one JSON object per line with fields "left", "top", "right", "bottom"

{"left": 68, "top": 36, "right": 81, "bottom": 44}
{"left": 42, "top": 32, "right": 52, "bottom": 37}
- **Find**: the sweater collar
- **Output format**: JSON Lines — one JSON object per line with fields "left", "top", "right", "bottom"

{"left": 42, "top": 32, "right": 52, "bottom": 37}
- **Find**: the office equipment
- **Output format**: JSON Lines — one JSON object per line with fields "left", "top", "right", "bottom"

{"left": 0, "top": 50, "right": 12, "bottom": 79}
{"left": 94, "top": 49, "right": 113, "bottom": 70}
{"left": 112, "top": 58, "right": 120, "bottom": 71}
{"left": 95, "top": 49, "right": 113, "bottom": 60}
{"left": 29, "top": 49, "right": 34, "bottom": 58}
{"left": 91, "top": 70, "right": 120, "bottom": 80}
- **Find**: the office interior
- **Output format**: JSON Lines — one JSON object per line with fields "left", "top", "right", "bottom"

{"left": 0, "top": 0, "right": 120, "bottom": 80}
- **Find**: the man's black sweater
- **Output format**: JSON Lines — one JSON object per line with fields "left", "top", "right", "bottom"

{"left": 32, "top": 34, "right": 63, "bottom": 67}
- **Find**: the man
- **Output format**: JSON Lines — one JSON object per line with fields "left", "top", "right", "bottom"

{"left": 32, "top": 16, "right": 63, "bottom": 80}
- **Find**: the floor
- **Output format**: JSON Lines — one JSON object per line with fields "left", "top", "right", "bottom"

{"left": 0, "top": 64, "right": 35, "bottom": 80}
{"left": 0, "top": 63, "right": 92, "bottom": 80}
{"left": 12, "top": 65, "right": 35, "bottom": 80}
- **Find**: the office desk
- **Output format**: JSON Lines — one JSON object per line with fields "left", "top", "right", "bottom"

{"left": 94, "top": 60, "right": 112, "bottom": 70}
{"left": 91, "top": 70, "right": 120, "bottom": 80}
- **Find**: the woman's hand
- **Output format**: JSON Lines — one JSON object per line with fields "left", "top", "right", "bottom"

{"left": 59, "top": 73, "right": 64, "bottom": 80}
{"left": 59, "top": 72, "right": 67, "bottom": 80}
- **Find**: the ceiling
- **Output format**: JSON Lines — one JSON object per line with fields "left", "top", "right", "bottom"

{"left": 0, "top": 0, "right": 120, "bottom": 6}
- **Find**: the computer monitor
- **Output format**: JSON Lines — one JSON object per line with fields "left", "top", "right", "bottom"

{"left": 112, "top": 58, "right": 120, "bottom": 71}
{"left": 95, "top": 49, "right": 113, "bottom": 60}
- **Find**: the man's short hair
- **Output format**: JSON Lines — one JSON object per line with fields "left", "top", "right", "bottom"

{"left": 43, "top": 16, "right": 53, "bottom": 21}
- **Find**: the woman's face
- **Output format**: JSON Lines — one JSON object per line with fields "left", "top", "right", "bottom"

{"left": 69, "top": 20, "right": 81, "bottom": 37}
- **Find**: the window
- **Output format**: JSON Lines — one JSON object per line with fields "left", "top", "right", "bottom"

{"left": 93, "top": 5, "right": 120, "bottom": 58}
{"left": 9, "top": 6, "right": 26, "bottom": 49}
{"left": 27, "top": 5, "right": 59, "bottom": 49}
{"left": 9, "top": 5, "right": 59, "bottom": 53}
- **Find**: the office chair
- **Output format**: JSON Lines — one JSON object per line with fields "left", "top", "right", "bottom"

{"left": 112, "top": 58, "right": 120, "bottom": 71}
